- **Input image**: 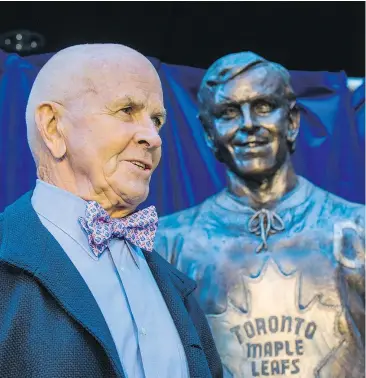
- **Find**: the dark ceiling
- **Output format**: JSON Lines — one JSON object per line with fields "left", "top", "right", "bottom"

{"left": 0, "top": 2, "right": 365, "bottom": 76}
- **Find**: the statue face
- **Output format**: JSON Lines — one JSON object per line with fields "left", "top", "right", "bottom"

{"left": 205, "top": 65, "right": 298, "bottom": 179}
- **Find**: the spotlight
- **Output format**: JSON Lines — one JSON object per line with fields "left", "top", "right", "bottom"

{"left": 0, "top": 29, "right": 45, "bottom": 54}
{"left": 347, "top": 78, "right": 364, "bottom": 92}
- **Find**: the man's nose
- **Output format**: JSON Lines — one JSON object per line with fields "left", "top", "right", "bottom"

{"left": 135, "top": 120, "right": 162, "bottom": 149}
{"left": 240, "top": 103, "right": 254, "bottom": 131}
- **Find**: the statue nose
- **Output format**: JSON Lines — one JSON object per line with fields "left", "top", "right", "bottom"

{"left": 240, "top": 104, "right": 254, "bottom": 131}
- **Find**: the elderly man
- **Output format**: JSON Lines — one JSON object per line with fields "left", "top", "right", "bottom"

{"left": 155, "top": 52, "right": 365, "bottom": 378}
{"left": 0, "top": 44, "right": 222, "bottom": 378}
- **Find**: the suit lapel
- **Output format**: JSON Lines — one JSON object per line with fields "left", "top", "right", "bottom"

{"left": 144, "top": 250, "right": 213, "bottom": 378}
{"left": 0, "top": 192, "right": 125, "bottom": 378}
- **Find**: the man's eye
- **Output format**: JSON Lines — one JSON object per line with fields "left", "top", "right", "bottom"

{"left": 120, "top": 106, "right": 133, "bottom": 115}
{"left": 254, "top": 101, "right": 274, "bottom": 114}
{"left": 152, "top": 116, "right": 162, "bottom": 128}
{"left": 221, "top": 107, "right": 239, "bottom": 119}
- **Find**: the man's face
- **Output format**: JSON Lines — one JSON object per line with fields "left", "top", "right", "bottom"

{"left": 206, "top": 65, "right": 297, "bottom": 179}
{"left": 61, "top": 57, "right": 165, "bottom": 210}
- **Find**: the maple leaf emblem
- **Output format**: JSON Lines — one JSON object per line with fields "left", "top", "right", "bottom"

{"left": 207, "top": 259, "right": 345, "bottom": 377}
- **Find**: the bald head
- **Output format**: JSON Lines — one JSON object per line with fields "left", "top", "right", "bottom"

{"left": 26, "top": 43, "right": 158, "bottom": 164}
{"left": 25, "top": 43, "right": 165, "bottom": 217}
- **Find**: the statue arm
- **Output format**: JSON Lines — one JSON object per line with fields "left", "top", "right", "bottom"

{"left": 337, "top": 207, "right": 365, "bottom": 343}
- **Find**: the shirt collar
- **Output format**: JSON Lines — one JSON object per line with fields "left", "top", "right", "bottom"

{"left": 31, "top": 179, "right": 141, "bottom": 267}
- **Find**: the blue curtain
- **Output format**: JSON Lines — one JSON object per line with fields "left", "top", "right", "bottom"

{"left": 0, "top": 50, "right": 364, "bottom": 215}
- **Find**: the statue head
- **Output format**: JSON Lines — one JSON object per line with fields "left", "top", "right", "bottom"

{"left": 198, "top": 51, "right": 299, "bottom": 181}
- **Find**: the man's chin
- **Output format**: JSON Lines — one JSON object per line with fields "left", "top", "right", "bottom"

{"left": 106, "top": 187, "right": 150, "bottom": 218}
{"left": 113, "top": 184, "right": 150, "bottom": 207}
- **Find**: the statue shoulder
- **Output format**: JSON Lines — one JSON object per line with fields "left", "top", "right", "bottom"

{"left": 308, "top": 180, "right": 365, "bottom": 225}
{"left": 157, "top": 202, "right": 204, "bottom": 237}
{"left": 158, "top": 196, "right": 215, "bottom": 231}
{"left": 326, "top": 191, "right": 364, "bottom": 224}
{"left": 155, "top": 196, "right": 217, "bottom": 263}
{"left": 317, "top": 188, "right": 365, "bottom": 272}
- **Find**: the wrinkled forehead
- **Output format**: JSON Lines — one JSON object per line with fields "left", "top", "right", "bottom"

{"left": 213, "top": 65, "right": 288, "bottom": 105}
{"left": 83, "top": 55, "right": 163, "bottom": 102}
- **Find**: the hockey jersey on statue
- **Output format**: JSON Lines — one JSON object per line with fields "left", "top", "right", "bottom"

{"left": 155, "top": 176, "right": 365, "bottom": 378}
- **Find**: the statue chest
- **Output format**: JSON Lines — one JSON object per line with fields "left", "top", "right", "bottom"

{"left": 175, "top": 229, "right": 363, "bottom": 378}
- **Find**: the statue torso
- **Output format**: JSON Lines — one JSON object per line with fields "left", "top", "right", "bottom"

{"left": 155, "top": 178, "right": 365, "bottom": 378}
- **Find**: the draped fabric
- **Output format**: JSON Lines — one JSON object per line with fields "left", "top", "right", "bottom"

{"left": 0, "top": 50, "right": 364, "bottom": 215}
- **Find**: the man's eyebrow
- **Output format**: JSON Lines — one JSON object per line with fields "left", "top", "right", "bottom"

{"left": 151, "top": 107, "right": 167, "bottom": 121}
{"left": 109, "top": 95, "right": 167, "bottom": 120}
{"left": 111, "top": 95, "right": 145, "bottom": 109}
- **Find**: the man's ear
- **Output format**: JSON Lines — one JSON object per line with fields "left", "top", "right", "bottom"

{"left": 35, "top": 102, "right": 67, "bottom": 159}
{"left": 287, "top": 101, "right": 300, "bottom": 144}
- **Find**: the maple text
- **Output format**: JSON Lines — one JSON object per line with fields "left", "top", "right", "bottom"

{"left": 246, "top": 340, "right": 304, "bottom": 359}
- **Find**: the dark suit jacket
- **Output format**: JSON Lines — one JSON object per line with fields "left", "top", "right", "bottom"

{"left": 0, "top": 192, "right": 223, "bottom": 378}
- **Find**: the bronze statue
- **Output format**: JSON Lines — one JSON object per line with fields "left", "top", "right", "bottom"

{"left": 154, "top": 52, "right": 365, "bottom": 378}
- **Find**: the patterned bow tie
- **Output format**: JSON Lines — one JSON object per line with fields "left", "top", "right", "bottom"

{"left": 78, "top": 201, "right": 158, "bottom": 257}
